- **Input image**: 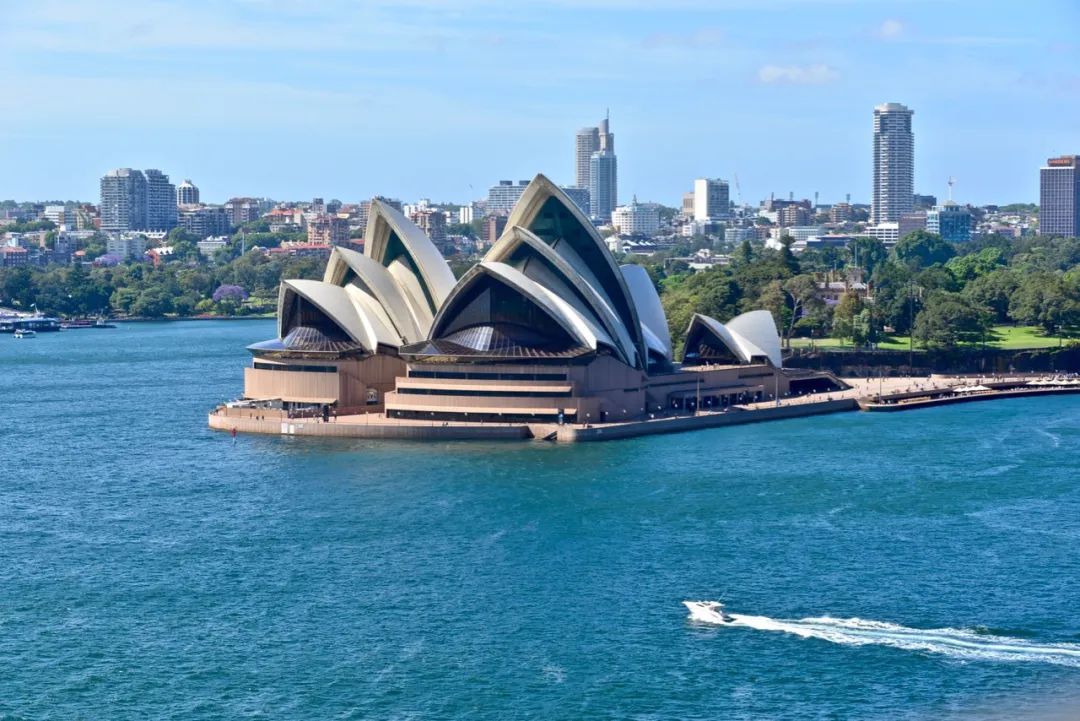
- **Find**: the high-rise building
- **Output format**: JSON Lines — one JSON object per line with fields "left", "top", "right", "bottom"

{"left": 575, "top": 126, "right": 600, "bottom": 190}
{"left": 179, "top": 206, "right": 230, "bottom": 238}
{"left": 778, "top": 204, "right": 811, "bottom": 227}
{"left": 224, "top": 197, "right": 261, "bottom": 227}
{"left": 693, "top": 178, "right": 730, "bottom": 222}
{"left": 99, "top": 168, "right": 148, "bottom": 233}
{"left": 927, "top": 203, "right": 972, "bottom": 243}
{"left": 1040, "top": 155, "right": 1080, "bottom": 237}
{"left": 681, "top": 192, "right": 695, "bottom": 218}
{"left": 487, "top": 180, "right": 530, "bottom": 214}
{"left": 176, "top": 179, "right": 200, "bottom": 206}
{"left": 43, "top": 205, "right": 75, "bottom": 229}
{"left": 144, "top": 169, "right": 178, "bottom": 231}
{"left": 871, "top": 102, "right": 914, "bottom": 224}
{"left": 611, "top": 196, "right": 660, "bottom": 236}
{"left": 587, "top": 116, "right": 618, "bottom": 223}
{"left": 560, "top": 186, "right": 591, "bottom": 217}
{"left": 589, "top": 152, "right": 617, "bottom": 223}
{"left": 828, "top": 202, "right": 853, "bottom": 223}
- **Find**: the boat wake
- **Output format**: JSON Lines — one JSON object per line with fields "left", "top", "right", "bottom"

{"left": 685, "top": 602, "right": 1080, "bottom": 667}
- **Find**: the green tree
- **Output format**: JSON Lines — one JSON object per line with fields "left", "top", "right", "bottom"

{"left": 913, "top": 291, "right": 992, "bottom": 349}
{"left": 1009, "top": 272, "right": 1080, "bottom": 334}
{"left": 832, "top": 292, "right": 866, "bottom": 346}
{"left": 945, "top": 246, "right": 1006, "bottom": 284}
{"left": 894, "top": 230, "right": 956, "bottom": 270}
{"left": 129, "top": 287, "right": 173, "bottom": 318}
{"left": 849, "top": 237, "right": 888, "bottom": 276}
{"left": 962, "top": 269, "right": 1019, "bottom": 324}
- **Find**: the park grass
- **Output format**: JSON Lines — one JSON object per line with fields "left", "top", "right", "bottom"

{"left": 788, "top": 325, "right": 1071, "bottom": 352}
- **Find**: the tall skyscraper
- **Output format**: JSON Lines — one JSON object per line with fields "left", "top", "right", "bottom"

{"left": 1040, "top": 155, "right": 1080, "bottom": 237}
{"left": 100, "top": 168, "right": 178, "bottom": 233}
{"left": 692, "top": 178, "right": 730, "bottom": 221}
{"left": 575, "top": 114, "right": 618, "bottom": 223}
{"left": 176, "top": 179, "right": 200, "bottom": 206}
{"left": 871, "top": 102, "right": 914, "bottom": 225}
{"left": 575, "top": 126, "right": 600, "bottom": 189}
{"left": 144, "top": 169, "right": 178, "bottom": 231}
{"left": 587, "top": 115, "right": 618, "bottom": 223}
{"left": 99, "top": 168, "right": 147, "bottom": 233}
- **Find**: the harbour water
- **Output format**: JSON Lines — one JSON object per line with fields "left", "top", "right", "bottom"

{"left": 3, "top": 320, "right": 1080, "bottom": 719}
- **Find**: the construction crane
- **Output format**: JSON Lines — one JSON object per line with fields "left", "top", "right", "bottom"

{"left": 732, "top": 173, "right": 743, "bottom": 206}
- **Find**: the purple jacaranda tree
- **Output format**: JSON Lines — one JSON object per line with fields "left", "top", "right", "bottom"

{"left": 212, "top": 284, "right": 249, "bottom": 303}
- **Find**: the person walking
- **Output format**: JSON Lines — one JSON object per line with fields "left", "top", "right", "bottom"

{"left": 231, "top": 427, "right": 238, "bottom": 445}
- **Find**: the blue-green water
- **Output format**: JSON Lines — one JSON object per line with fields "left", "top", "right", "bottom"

{"left": 3, "top": 320, "right": 1080, "bottom": 719}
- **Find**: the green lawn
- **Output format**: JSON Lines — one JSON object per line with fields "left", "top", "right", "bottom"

{"left": 788, "top": 325, "right": 1071, "bottom": 352}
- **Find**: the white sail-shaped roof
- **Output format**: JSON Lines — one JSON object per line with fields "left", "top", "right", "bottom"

{"left": 485, "top": 226, "right": 638, "bottom": 366}
{"left": 430, "top": 261, "right": 616, "bottom": 355}
{"left": 503, "top": 174, "right": 645, "bottom": 367}
{"left": 363, "top": 198, "right": 456, "bottom": 317}
{"left": 277, "top": 279, "right": 384, "bottom": 352}
{"left": 682, "top": 311, "right": 782, "bottom": 368}
{"left": 323, "top": 245, "right": 426, "bottom": 343}
{"left": 726, "top": 310, "right": 782, "bottom": 367}
{"left": 620, "top": 263, "right": 671, "bottom": 363}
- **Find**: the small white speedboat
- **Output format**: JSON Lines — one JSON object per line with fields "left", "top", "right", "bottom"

{"left": 13, "top": 329, "right": 36, "bottom": 339}
{"left": 684, "top": 600, "right": 736, "bottom": 624}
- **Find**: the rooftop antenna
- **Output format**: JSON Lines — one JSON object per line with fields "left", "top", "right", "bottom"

{"left": 947, "top": 176, "right": 956, "bottom": 203}
{"left": 789, "top": 191, "right": 794, "bottom": 201}
{"left": 814, "top": 191, "right": 819, "bottom": 208}
{"left": 846, "top": 193, "right": 851, "bottom": 205}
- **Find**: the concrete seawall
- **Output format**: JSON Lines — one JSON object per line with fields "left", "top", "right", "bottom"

{"left": 556, "top": 399, "right": 859, "bottom": 442}
{"left": 208, "top": 412, "right": 531, "bottom": 441}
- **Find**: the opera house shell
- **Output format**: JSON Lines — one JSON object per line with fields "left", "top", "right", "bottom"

{"left": 240, "top": 174, "right": 803, "bottom": 422}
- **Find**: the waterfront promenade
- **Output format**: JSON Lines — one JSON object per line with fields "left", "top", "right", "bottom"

{"left": 209, "top": 373, "right": 1077, "bottom": 443}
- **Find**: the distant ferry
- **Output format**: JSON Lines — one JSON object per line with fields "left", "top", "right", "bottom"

{"left": 13, "top": 328, "right": 36, "bottom": 339}
{"left": 0, "top": 317, "right": 61, "bottom": 333}
{"left": 60, "top": 318, "right": 117, "bottom": 330}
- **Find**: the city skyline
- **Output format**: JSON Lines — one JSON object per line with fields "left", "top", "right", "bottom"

{"left": 1, "top": 1, "right": 1078, "bottom": 205}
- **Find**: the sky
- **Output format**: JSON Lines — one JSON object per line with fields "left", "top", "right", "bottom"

{"left": 1, "top": 0, "right": 1078, "bottom": 207}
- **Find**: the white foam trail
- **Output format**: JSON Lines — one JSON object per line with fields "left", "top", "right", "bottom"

{"left": 685, "top": 603, "right": 1080, "bottom": 667}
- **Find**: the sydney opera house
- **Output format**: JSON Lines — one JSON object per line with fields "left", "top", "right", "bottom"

{"left": 235, "top": 175, "right": 837, "bottom": 431}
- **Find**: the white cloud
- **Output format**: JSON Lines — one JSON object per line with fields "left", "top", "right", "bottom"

{"left": 877, "top": 18, "right": 904, "bottom": 39}
{"left": 756, "top": 63, "right": 838, "bottom": 85}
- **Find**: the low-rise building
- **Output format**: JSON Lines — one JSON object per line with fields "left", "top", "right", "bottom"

{"left": 408, "top": 209, "right": 448, "bottom": 249}
{"left": 197, "top": 236, "right": 230, "bottom": 257}
{"left": 106, "top": 234, "right": 147, "bottom": 260}
{"left": 268, "top": 242, "right": 332, "bottom": 260}
{"left": 1, "top": 246, "right": 29, "bottom": 267}
{"left": 307, "top": 215, "right": 350, "bottom": 246}
{"left": 862, "top": 222, "right": 900, "bottom": 246}
{"left": 611, "top": 197, "right": 660, "bottom": 237}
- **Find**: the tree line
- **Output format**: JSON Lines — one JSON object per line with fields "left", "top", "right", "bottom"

{"left": 637, "top": 230, "right": 1080, "bottom": 354}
